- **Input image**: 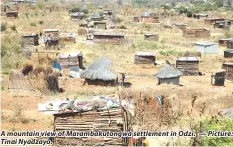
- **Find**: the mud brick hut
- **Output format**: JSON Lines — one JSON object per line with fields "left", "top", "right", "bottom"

{"left": 53, "top": 106, "right": 129, "bottom": 146}
{"left": 80, "top": 57, "right": 117, "bottom": 86}
{"left": 175, "top": 23, "right": 187, "bottom": 30}
{"left": 57, "top": 52, "right": 84, "bottom": 69}
{"left": 134, "top": 52, "right": 156, "bottom": 64}
{"left": 227, "top": 39, "right": 233, "bottom": 49}
{"left": 103, "top": 9, "right": 113, "bottom": 16}
{"left": 219, "top": 38, "right": 233, "bottom": 47}
{"left": 156, "top": 64, "right": 183, "bottom": 85}
{"left": 194, "top": 42, "right": 218, "bottom": 54}
{"left": 93, "top": 21, "right": 106, "bottom": 29}
{"left": 140, "top": 11, "right": 159, "bottom": 23}
{"left": 222, "top": 63, "right": 233, "bottom": 81}
{"left": 176, "top": 57, "right": 200, "bottom": 76}
{"left": 211, "top": 70, "right": 225, "bottom": 86}
{"left": 183, "top": 28, "right": 210, "bottom": 38}
{"left": 224, "top": 50, "right": 233, "bottom": 58}
{"left": 6, "top": 11, "right": 18, "bottom": 18}
{"left": 193, "top": 13, "right": 208, "bottom": 19}
{"left": 214, "top": 20, "right": 231, "bottom": 30}
{"left": 144, "top": 34, "right": 159, "bottom": 41}
{"left": 22, "top": 34, "right": 39, "bottom": 46}
{"left": 204, "top": 18, "right": 225, "bottom": 24}
{"left": 133, "top": 16, "right": 139, "bottom": 22}
{"left": 70, "top": 12, "right": 86, "bottom": 20}
{"left": 93, "top": 32, "right": 125, "bottom": 44}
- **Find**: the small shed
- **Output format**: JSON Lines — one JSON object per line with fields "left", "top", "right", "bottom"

{"left": 22, "top": 34, "right": 39, "bottom": 46}
{"left": 211, "top": 70, "right": 225, "bottom": 86}
{"left": 44, "top": 29, "right": 60, "bottom": 49}
{"left": 140, "top": 11, "right": 159, "bottom": 23}
{"left": 193, "top": 13, "right": 208, "bottom": 19}
{"left": 93, "top": 21, "right": 106, "bottom": 29}
{"left": 219, "top": 38, "right": 233, "bottom": 47}
{"left": 227, "top": 40, "right": 233, "bottom": 49}
{"left": 57, "top": 52, "right": 84, "bottom": 69}
{"left": 224, "top": 50, "right": 233, "bottom": 58}
{"left": 103, "top": 10, "right": 113, "bottom": 16}
{"left": 134, "top": 52, "right": 156, "bottom": 64}
{"left": 80, "top": 57, "right": 117, "bottom": 86}
{"left": 133, "top": 17, "right": 139, "bottom": 22}
{"left": 144, "top": 34, "right": 159, "bottom": 41}
{"left": 183, "top": 28, "right": 210, "bottom": 38}
{"left": 175, "top": 23, "right": 187, "bottom": 30}
{"left": 204, "top": 18, "right": 225, "bottom": 24}
{"left": 194, "top": 42, "right": 218, "bottom": 54}
{"left": 89, "top": 13, "right": 104, "bottom": 21}
{"left": 86, "top": 34, "right": 94, "bottom": 40}
{"left": 44, "top": 29, "right": 59, "bottom": 38}
{"left": 6, "top": 11, "right": 18, "bottom": 18}
{"left": 156, "top": 64, "right": 183, "bottom": 85}
{"left": 214, "top": 20, "right": 231, "bottom": 30}
{"left": 53, "top": 106, "right": 129, "bottom": 146}
{"left": 79, "top": 21, "right": 88, "bottom": 27}
{"left": 70, "top": 12, "right": 86, "bottom": 20}
{"left": 93, "top": 32, "right": 125, "bottom": 44}
{"left": 176, "top": 57, "right": 200, "bottom": 76}
{"left": 222, "top": 63, "right": 233, "bottom": 81}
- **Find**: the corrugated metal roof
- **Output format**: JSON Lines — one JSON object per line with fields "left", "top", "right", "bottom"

{"left": 219, "top": 38, "right": 233, "bottom": 41}
{"left": 44, "top": 29, "right": 59, "bottom": 32}
{"left": 223, "top": 62, "right": 233, "bottom": 65}
{"left": 22, "top": 34, "right": 37, "bottom": 37}
{"left": 94, "top": 32, "right": 124, "bottom": 36}
{"left": 194, "top": 42, "right": 217, "bottom": 47}
{"left": 136, "top": 52, "right": 155, "bottom": 56}
{"left": 225, "top": 50, "right": 233, "bottom": 53}
{"left": 176, "top": 57, "right": 200, "bottom": 61}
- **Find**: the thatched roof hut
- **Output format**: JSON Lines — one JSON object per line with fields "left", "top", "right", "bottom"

{"left": 80, "top": 57, "right": 117, "bottom": 86}
{"left": 156, "top": 64, "right": 183, "bottom": 85}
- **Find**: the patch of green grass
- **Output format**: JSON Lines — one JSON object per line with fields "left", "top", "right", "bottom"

{"left": 159, "top": 50, "right": 183, "bottom": 56}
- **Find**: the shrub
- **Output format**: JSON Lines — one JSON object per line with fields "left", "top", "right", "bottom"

{"left": 38, "top": 20, "right": 44, "bottom": 25}
{"left": 30, "top": 22, "right": 37, "bottom": 27}
{"left": 10, "top": 25, "right": 17, "bottom": 31}
{"left": 187, "top": 11, "right": 193, "bottom": 18}
{"left": 82, "top": 9, "right": 88, "bottom": 14}
{"left": 1, "top": 23, "right": 7, "bottom": 32}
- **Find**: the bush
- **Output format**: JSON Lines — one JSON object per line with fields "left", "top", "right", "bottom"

{"left": 159, "top": 50, "right": 183, "bottom": 56}
{"left": 38, "top": 20, "right": 44, "bottom": 25}
{"left": 30, "top": 22, "right": 37, "bottom": 27}
{"left": 82, "top": 9, "right": 88, "bottom": 14}
{"left": 187, "top": 11, "right": 193, "bottom": 18}
{"left": 1, "top": 23, "right": 7, "bottom": 32}
{"left": 10, "top": 25, "right": 17, "bottom": 31}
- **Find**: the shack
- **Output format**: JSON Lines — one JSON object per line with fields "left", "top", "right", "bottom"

{"left": 6, "top": 11, "right": 18, "bottom": 18}
{"left": 80, "top": 57, "right": 117, "bottom": 86}
{"left": 44, "top": 29, "right": 60, "bottom": 49}
{"left": 176, "top": 57, "right": 200, "bottom": 76}
{"left": 93, "top": 21, "right": 106, "bottom": 29}
{"left": 140, "top": 12, "right": 159, "bottom": 23}
{"left": 53, "top": 94, "right": 131, "bottom": 146}
{"left": 211, "top": 70, "right": 225, "bottom": 86}
{"left": 194, "top": 42, "right": 218, "bottom": 54}
{"left": 93, "top": 32, "right": 125, "bottom": 44}
{"left": 70, "top": 12, "right": 86, "bottom": 20}
{"left": 103, "top": 10, "right": 113, "bottom": 16}
{"left": 79, "top": 20, "right": 88, "bottom": 27}
{"left": 183, "top": 28, "right": 210, "bottom": 38}
{"left": 219, "top": 38, "right": 233, "bottom": 47}
{"left": 22, "top": 34, "right": 39, "bottom": 46}
{"left": 144, "top": 34, "right": 159, "bottom": 41}
{"left": 204, "top": 18, "right": 225, "bottom": 24}
{"left": 193, "top": 13, "right": 208, "bottom": 19}
{"left": 57, "top": 52, "right": 84, "bottom": 69}
{"left": 224, "top": 50, "right": 233, "bottom": 58}
{"left": 222, "top": 63, "right": 233, "bottom": 81}
{"left": 133, "top": 17, "right": 139, "bottom": 22}
{"left": 156, "top": 64, "right": 183, "bottom": 85}
{"left": 175, "top": 23, "right": 187, "bottom": 30}
{"left": 214, "top": 20, "right": 231, "bottom": 30}
{"left": 227, "top": 39, "right": 233, "bottom": 49}
{"left": 134, "top": 52, "right": 156, "bottom": 64}
{"left": 44, "top": 29, "right": 59, "bottom": 37}
{"left": 89, "top": 13, "right": 104, "bottom": 21}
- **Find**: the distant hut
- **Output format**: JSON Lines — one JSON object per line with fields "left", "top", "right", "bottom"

{"left": 140, "top": 11, "right": 159, "bottom": 23}
{"left": 44, "top": 29, "right": 60, "bottom": 49}
{"left": 227, "top": 40, "right": 233, "bottom": 49}
{"left": 79, "top": 20, "right": 88, "bottom": 27}
{"left": 57, "top": 52, "right": 84, "bottom": 69}
{"left": 175, "top": 23, "right": 187, "bottom": 30}
{"left": 93, "top": 21, "right": 106, "bottom": 29}
{"left": 103, "top": 10, "right": 113, "bottom": 16}
{"left": 134, "top": 52, "right": 156, "bottom": 64}
{"left": 89, "top": 13, "right": 103, "bottom": 21}
{"left": 22, "top": 34, "right": 39, "bottom": 46}
{"left": 183, "top": 28, "right": 210, "bottom": 38}
{"left": 80, "top": 57, "right": 117, "bottom": 86}
{"left": 211, "top": 70, "right": 225, "bottom": 86}
{"left": 219, "top": 38, "right": 233, "bottom": 47}
{"left": 193, "top": 13, "right": 208, "bottom": 19}
{"left": 204, "top": 18, "right": 225, "bottom": 24}
{"left": 70, "top": 12, "right": 86, "bottom": 20}
{"left": 224, "top": 50, "right": 233, "bottom": 58}
{"left": 93, "top": 32, "right": 125, "bottom": 44}
{"left": 176, "top": 57, "right": 200, "bottom": 76}
{"left": 156, "top": 64, "right": 183, "bottom": 85}
{"left": 222, "top": 63, "right": 233, "bottom": 81}
{"left": 133, "top": 16, "right": 139, "bottom": 22}
{"left": 144, "top": 34, "right": 159, "bottom": 41}
{"left": 194, "top": 42, "right": 218, "bottom": 54}
{"left": 6, "top": 11, "right": 18, "bottom": 18}
{"left": 214, "top": 20, "right": 231, "bottom": 30}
